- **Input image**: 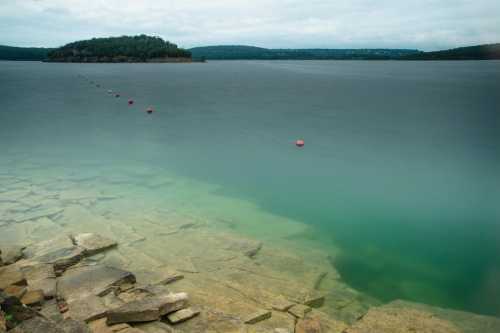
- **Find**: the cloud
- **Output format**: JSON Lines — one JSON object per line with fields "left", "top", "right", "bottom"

{"left": 0, "top": 0, "right": 499, "bottom": 50}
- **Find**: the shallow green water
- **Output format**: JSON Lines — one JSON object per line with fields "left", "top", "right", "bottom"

{"left": 1, "top": 60, "right": 499, "bottom": 316}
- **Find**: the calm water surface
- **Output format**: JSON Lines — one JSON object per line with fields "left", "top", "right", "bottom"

{"left": 1, "top": 60, "right": 499, "bottom": 316}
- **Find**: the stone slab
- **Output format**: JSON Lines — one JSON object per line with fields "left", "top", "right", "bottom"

{"left": 106, "top": 292, "right": 188, "bottom": 325}
{"left": 244, "top": 309, "right": 272, "bottom": 324}
{"left": 74, "top": 234, "right": 117, "bottom": 256}
{"left": 67, "top": 295, "right": 108, "bottom": 322}
{"left": 57, "top": 265, "right": 136, "bottom": 303}
{"left": 166, "top": 307, "right": 200, "bottom": 324}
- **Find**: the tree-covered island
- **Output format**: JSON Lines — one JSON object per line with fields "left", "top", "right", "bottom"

{"left": 46, "top": 35, "right": 192, "bottom": 63}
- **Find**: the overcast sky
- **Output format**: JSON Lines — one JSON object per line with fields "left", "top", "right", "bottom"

{"left": 1, "top": 0, "right": 499, "bottom": 51}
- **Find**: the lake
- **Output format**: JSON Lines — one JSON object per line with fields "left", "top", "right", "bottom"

{"left": 1, "top": 60, "right": 499, "bottom": 317}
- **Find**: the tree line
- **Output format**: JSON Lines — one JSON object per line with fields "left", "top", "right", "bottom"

{"left": 47, "top": 35, "right": 191, "bottom": 62}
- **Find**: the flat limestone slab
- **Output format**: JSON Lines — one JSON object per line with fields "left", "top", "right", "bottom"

{"left": 106, "top": 292, "right": 188, "bottom": 325}
{"left": 88, "top": 318, "right": 132, "bottom": 333}
{"left": 288, "top": 304, "right": 311, "bottom": 319}
{"left": 23, "top": 235, "right": 84, "bottom": 273}
{"left": 0, "top": 265, "right": 26, "bottom": 290}
{"left": 57, "top": 265, "right": 136, "bottom": 303}
{"left": 134, "top": 321, "right": 177, "bottom": 333}
{"left": 20, "top": 263, "right": 56, "bottom": 298}
{"left": 345, "top": 307, "right": 461, "bottom": 333}
{"left": 0, "top": 246, "right": 24, "bottom": 264}
{"left": 20, "top": 289, "right": 44, "bottom": 306}
{"left": 3, "top": 285, "right": 27, "bottom": 299}
{"left": 166, "top": 307, "right": 200, "bottom": 324}
{"left": 21, "top": 263, "right": 56, "bottom": 280}
{"left": 58, "top": 319, "right": 92, "bottom": 333}
{"left": 295, "top": 318, "right": 321, "bottom": 333}
{"left": 8, "top": 316, "right": 65, "bottom": 333}
{"left": 244, "top": 309, "right": 272, "bottom": 324}
{"left": 381, "top": 300, "right": 500, "bottom": 333}
{"left": 67, "top": 295, "right": 109, "bottom": 322}
{"left": 40, "top": 299, "right": 64, "bottom": 323}
{"left": 73, "top": 233, "right": 117, "bottom": 256}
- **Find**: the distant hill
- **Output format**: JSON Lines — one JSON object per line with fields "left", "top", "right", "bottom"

{"left": 400, "top": 43, "right": 500, "bottom": 60}
{"left": 3, "top": 41, "right": 499, "bottom": 61}
{"left": 47, "top": 35, "right": 191, "bottom": 62}
{"left": 0, "top": 45, "right": 52, "bottom": 61}
{"left": 190, "top": 45, "right": 420, "bottom": 60}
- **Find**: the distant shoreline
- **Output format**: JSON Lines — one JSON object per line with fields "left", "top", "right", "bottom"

{"left": 43, "top": 57, "right": 198, "bottom": 63}
{"left": 2, "top": 41, "right": 499, "bottom": 61}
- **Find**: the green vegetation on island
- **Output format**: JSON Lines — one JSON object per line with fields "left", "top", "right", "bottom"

{"left": 46, "top": 35, "right": 192, "bottom": 62}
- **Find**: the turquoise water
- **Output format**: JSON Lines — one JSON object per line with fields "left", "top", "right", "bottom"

{"left": 1, "top": 60, "right": 499, "bottom": 316}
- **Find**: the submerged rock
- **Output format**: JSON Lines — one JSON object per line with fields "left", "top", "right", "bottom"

{"left": 20, "top": 263, "right": 55, "bottom": 281}
{"left": 0, "top": 246, "right": 24, "bottom": 265}
{"left": 106, "top": 292, "right": 188, "bottom": 325}
{"left": 27, "top": 277, "right": 56, "bottom": 299}
{"left": 20, "top": 290, "right": 44, "bottom": 306}
{"left": 40, "top": 299, "right": 64, "bottom": 323}
{"left": 87, "top": 318, "right": 132, "bottom": 333}
{"left": 133, "top": 321, "right": 174, "bottom": 332}
{"left": 0, "top": 265, "right": 26, "bottom": 290}
{"left": 3, "top": 285, "right": 27, "bottom": 299}
{"left": 11, "top": 207, "right": 64, "bottom": 224}
{"left": 9, "top": 316, "right": 64, "bottom": 333}
{"left": 23, "top": 235, "right": 84, "bottom": 274}
{"left": 303, "top": 293, "right": 325, "bottom": 308}
{"left": 67, "top": 295, "right": 109, "bottom": 322}
{"left": 345, "top": 307, "right": 461, "bottom": 333}
{"left": 380, "top": 300, "right": 500, "bottom": 333}
{"left": 58, "top": 319, "right": 92, "bottom": 333}
{"left": 20, "top": 263, "right": 56, "bottom": 298}
{"left": 166, "top": 307, "right": 200, "bottom": 324}
{"left": 295, "top": 318, "right": 322, "bottom": 333}
{"left": 133, "top": 266, "right": 183, "bottom": 286}
{"left": 73, "top": 233, "right": 117, "bottom": 256}
{"left": 288, "top": 304, "right": 312, "bottom": 319}
{"left": 57, "top": 265, "right": 135, "bottom": 303}
{"left": 244, "top": 309, "right": 272, "bottom": 324}
{"left": 271, "top": 296, "right": 296, "bottom": 312}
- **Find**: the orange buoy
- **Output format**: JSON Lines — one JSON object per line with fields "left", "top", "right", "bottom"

{"left": 295, "top": 139, "right": 305, "bottom": 147}
{"left": 146, "top": 107, "right": 154, "bottom": 114}
{"left": 128, "top": 99, "right": 134, "bottom": 105}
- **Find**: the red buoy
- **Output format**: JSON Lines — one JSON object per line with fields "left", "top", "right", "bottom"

{"left": 295, "top": 139, "right": 305, "bottom": 147}
{"left": 128, "top": 99, "right": 134, "bottom": 105}
{"left": 146, "top": 107, "right": 154, "bottom": 114}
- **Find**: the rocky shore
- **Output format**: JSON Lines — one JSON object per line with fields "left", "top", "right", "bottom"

{"left": 2, "top": 232, "right": 500, "bottom": 333}
{"left": 1, "top": 161, "right": 500, "bottom": 332}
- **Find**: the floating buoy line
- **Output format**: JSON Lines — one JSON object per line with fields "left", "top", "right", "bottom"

{"left": 78, "top": 74, "right": 157, "bottom": 117}
{"left": 78, "top": 74, "right": 306, "bottom": 148}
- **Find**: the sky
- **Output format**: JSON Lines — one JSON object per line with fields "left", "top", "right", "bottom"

{"left": 0, "top": 0, "right": 499, "bottom": 51}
